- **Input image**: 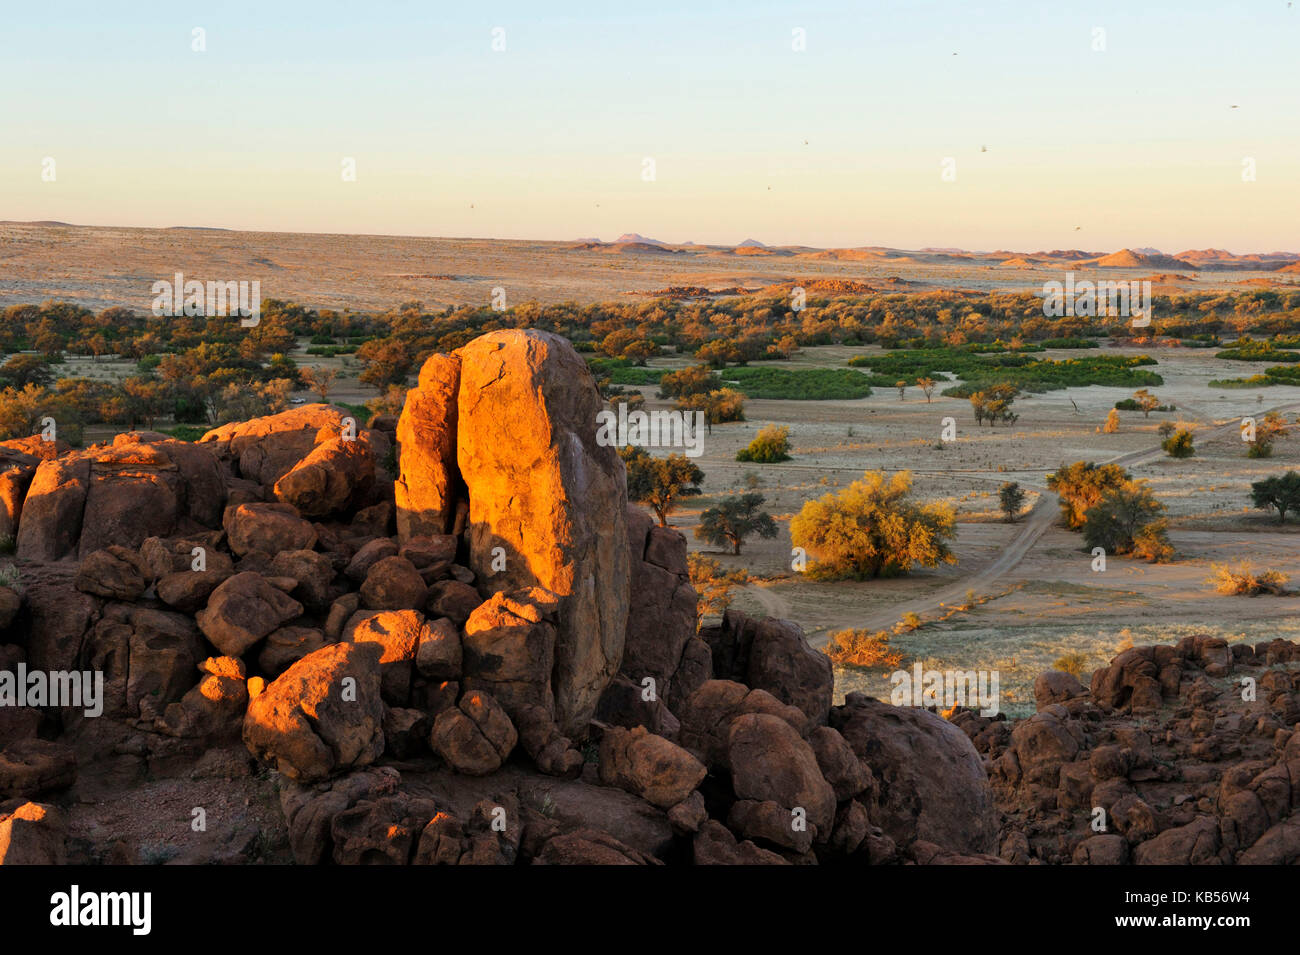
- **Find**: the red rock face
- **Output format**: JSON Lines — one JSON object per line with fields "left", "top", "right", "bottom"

{"left": 452, "top": 330, "right": 630, "bottom": 738}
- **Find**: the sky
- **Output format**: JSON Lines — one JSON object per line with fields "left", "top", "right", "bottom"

{"left": 2, "top": 1, "right": 1298, "bottom": 252}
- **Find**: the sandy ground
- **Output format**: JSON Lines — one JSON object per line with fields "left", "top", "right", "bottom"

{"left": 3, "top": 222, "right": 1294, "bottom": 312}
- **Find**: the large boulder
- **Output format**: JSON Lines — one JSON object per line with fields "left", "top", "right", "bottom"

{"left": 243, "top": 642, "right": 386, "bottom": 782}
{"left": 454, "top": 330, "right": 630, "bottom": 737}
{"left": 460, "top": 588, "right": 558, "bottom": 719}
{"left": 273, "top": 432, "right": 376, "bottom": 518}
{"left": 727, "top": 713, "right": 836, "bottom": 838}
{"left": 702, "top": 610, "right": 833, "bottom": 731}
{"left": 429, "top": 689, "right": 518, "bottom": 776}
{"left": 74, "top": 546, "right": 150, "bottom": 600}
{"left": 14, "top": 455, "right": 90, "bottom": 561}
{"left": 200, "top": 404, "right": 354, "bottom": 488}
{"left": 830, "top": 693, "right": 998, "bottom": 855}
{"left": 359, "top": 556, "right": 428, "bottom": 611}
{"left": 0, "top": 801, "right": 68, "bottom": 864}
{"left": 598, "top": 725, "right": 706, "bottom": 809}
{"left": 80, "top": 603, "right": 207, "bottom": 721}
{"left": 223, "top": 502, "right": 317, "bottom": 556}
{"left": 396, "top": 354, "right": 463, "bottom": 541}
{"left": 197, "top": 572, "right": 304, "bottom": 658}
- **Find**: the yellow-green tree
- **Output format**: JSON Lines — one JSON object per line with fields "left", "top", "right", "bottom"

{"left": 790, "top": 470, "right": 956, "bottom": 579}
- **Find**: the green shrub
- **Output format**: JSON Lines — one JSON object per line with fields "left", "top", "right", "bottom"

{"left": 736, "top": 424, "right": 792, "bottom": 462}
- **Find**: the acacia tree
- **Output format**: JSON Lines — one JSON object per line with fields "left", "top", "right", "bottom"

{"left": 695, "top": 493, "right": 778, "bottom": 555}
{"left": 970, "top": 384, "right": 1019, "bottom": 426}
{"left": 300, "top": 365, "right": 338, "bottom": 402}
{"left": 917, "top": 377, "right": 936, "bottom": 403}
{"left": 789, "top": 470, "right": 956, "bottom": 579}
{"left": 1133, "top": 389, "right": 1161, "bottom": 418}
{"left": 658, "top": 364, "right": 717, "bottom": 399}
{"left": 1251, "top": 471, "right": 1300, "bottom": 523}
{"left": 1046, "top": 461, "right": 1133, "bottom": 529}
{"left": 1082, "top": 483, "right": 1171, "bottom": 560}
{"left": 619, "top": 447, "right": 704, "bottom": 526}
{"left": 999, "top": 481, "right": 1026, "bottom": 523}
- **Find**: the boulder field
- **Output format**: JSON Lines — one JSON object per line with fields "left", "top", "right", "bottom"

{"left": 0, "top": 329, "right": 1298, "bottom": 865}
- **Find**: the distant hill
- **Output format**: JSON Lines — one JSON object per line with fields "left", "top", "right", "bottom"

{"left": 736, "top": 238, "right": 766, "bottom": 248}
{"left": 613, "top": 233, "right": 667, "bottom": 247}
{"left": 1081, "top": 248, "right": 1195, "bottom": 270}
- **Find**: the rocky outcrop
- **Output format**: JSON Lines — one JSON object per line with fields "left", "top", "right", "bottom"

{"left": 454, "top": 330, "right": 629, "bottom": 738}
{"left": 15, "top": 437, "right": 226, "bottom": 561}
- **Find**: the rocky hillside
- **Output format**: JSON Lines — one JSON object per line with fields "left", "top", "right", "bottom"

{"left": 1, "top": 329, "right": 1297, "bottom": 865}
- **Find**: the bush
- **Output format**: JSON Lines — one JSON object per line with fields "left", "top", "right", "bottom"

{"left": 1053, "top": 652, "right": 1089, "bottom": 678}
{"left": 1208, "top": 563, "right": 1290, "bottom": 596}
{"left": 824, "top": 629, "right": 904, "bottom": 669}
{"left": 790, "top": 470, "right": 956, "bottom": 579}
{"left": 163, "top": 425, "right": 208, "bottom": 442}
{"left": 1082, "top": 484, "right": 1169, "bottom": 559}
{"left": 723, "top": 366, "right": 873, "bottom": 400}
{"left": 736, "top": 424, "right": 792, "bottom": 463}
{"left": 687, "top": 554, "right": 749, "bottom": 617}
{"left": 1047, "top": 461, "right": 1134, "bottom": 529}
{"left": 1162, "top": 429, "right": 1195, "bottom": 458}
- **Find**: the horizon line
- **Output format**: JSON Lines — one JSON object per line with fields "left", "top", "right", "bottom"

{"left": 3, "top": 219, "right": 1296, "bottom": 260}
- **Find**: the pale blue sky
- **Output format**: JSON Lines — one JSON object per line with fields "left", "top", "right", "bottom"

{"left": 2, "top": 1, "right": 1297, "bottom": 250}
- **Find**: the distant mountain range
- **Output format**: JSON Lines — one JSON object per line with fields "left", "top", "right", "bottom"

{"left": 562, "top": 234, "right": 1297, "bottom": 268}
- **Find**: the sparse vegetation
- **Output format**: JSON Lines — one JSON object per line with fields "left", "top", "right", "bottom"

{"left": 1053, "top": 652, "right": 1089, "bottom": 679}
{"left": 1208, "top": 563, "right": 1291, "bottom": 596}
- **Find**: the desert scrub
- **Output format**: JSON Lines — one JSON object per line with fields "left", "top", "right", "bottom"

{"left": 1053, "top": 652, "right": 1090, "bottom": 678}
{"left": 825, "top": 628, "right": 904, "bottom": 669}
{"left": 1208, "top": 562, "right": 1291, "bottom": 596}
{"left": 0, "top": 563, "right": 21, "bottom": 593}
